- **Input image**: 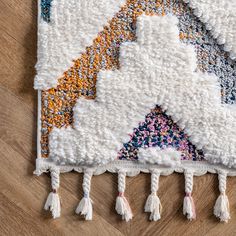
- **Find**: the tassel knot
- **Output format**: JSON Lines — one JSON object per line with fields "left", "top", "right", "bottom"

{"left": 118, "top": 192, "right": 124, "bottom": 197}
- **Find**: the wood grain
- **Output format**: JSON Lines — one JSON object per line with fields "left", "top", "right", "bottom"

{"left": 1, "top": 0, "right": 236, "bottom": 235}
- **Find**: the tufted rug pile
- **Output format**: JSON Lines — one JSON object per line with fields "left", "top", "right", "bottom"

{"left": 34, "top": 0, "right": 236, "bottom": 222}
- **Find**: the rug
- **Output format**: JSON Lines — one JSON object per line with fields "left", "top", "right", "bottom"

{"left": 34, "top": 0, "right": 236, "bottom": 222}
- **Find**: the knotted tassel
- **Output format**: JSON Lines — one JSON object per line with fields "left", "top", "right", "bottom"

{"left": 44, "top": 167, "right": 61, "bottom": 219}
{"left": 214, "top": 171, "right": 230, "bottom": 222}
{"left": 145, "top": 170, "right": 162, "bottom": 221}
{"left": 75, "top": 170, "right": 93, "bottom": 220}
{"left": 115, "top": 171, "right": 133, "bottom": 221}
{"left": 183, "top": 170, "right": 196, "bottom": 220}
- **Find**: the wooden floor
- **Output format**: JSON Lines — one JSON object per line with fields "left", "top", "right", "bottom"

{"left": 1, "top": 0, "right": 236, "bottom": 235}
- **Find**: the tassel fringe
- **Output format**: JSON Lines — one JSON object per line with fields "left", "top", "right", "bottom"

{"left": 44, "top": 168, "right": 61, "bottom": 218}
{"left": 76, "top": 196, "right": 93, "bottom": 220}
{"left": 115, "top": 193, "right": 133, "bottom": 222}
{"left": 214, "top": 172, "right": 230, "bottom": 222}
{"left": 145, "top": 193, "right": 162, "bottom": 221}
{"left": 214, "top": 194, "right": 230, "bottom": 222}
{"left": 183, "top": 170, "right": 196, "bottom": 220}
{"left": 44, "top": 192, "right": 61, "bottom": 219}
{"left": 116, "top": 171, "right": 133, "bottom": 221}
{"left": 39, "top": 167, "right": 232, "bottom": 223}
{"left": 183, "top": 193, "right": 196, "bottom": 220}
{"left": 145, "top": 170, "right": 162, "bottom": 221}
{"left": 75, "top": 171, "right": 93, "bottom": 220}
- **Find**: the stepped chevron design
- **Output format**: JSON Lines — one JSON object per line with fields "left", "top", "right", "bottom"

{"left": 49, "top": 15, "right": 236, "bottom": 167}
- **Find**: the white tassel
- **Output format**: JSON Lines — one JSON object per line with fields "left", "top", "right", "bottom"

{"left": 44, "top": 192, "right": 61, "bottom": 219}
{"left": 183, "top": 193, "right": 196, "bottom": 220}
{"left": 44, "top": 168, "right": 61, "bottom": 219}
{"left": 76, "top": 195, "right": 93, "bottom": 220}
{"left": 214, "top": 194, "right": 230, "bottom": 222}
{"left": 145, "top": 193, "right": 162, "bottom": 221}
{"left": 183, "top": 170, "right": 196, "bottom": 220}
{"left": 145, "top": 170, "right": 162, "bottom": 221}
{"left": 75, "top": 171, "right": 93, "bottom": 220}
{"left": 115, "top": 171, "right": 133, "bottom": 221}
{"left": 214, "top": 172, "right": 230, "bottom": 222}
{"left": 116, "top": 193, "right": 133, "bottom": 222}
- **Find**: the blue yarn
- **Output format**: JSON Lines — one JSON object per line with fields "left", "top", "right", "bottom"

{"left": 41, "top": 0, "right": 53, "bottom": 23}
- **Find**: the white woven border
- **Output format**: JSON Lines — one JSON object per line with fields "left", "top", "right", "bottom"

{"left": 37, "top": 90, "right": 42, "bottom": 159}
{"left": 34, "top": 158, "right": 236, "bottom": 177}
{"left": 37, "top": 0, "right": 42, "bottom": 160}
